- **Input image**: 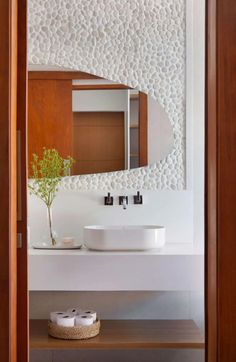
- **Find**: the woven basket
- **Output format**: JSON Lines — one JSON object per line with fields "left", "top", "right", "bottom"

{"left": 48, "top": 320, "right": 101, "bottom": 340}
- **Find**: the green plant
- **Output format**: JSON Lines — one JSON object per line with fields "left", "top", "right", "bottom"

{"left": 28, "top": 148, "right": 74, "bottom": 246}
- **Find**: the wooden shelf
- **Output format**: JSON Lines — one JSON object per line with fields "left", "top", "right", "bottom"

{"left": 30, "top": 319, "right": 204, "bottom": 350}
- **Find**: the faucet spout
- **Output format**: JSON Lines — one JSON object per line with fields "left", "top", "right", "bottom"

{"left": 122, "top": 198, "right": 127, "bottom": 210}
{"left": 119, "top": 196, "right": 128, "bottom": 210}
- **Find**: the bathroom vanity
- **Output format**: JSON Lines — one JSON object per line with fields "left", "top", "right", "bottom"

{"left": 29, "top": 242, "right": 204, "bottom": 356}
{"left": 29, "top": 244, "right": 203, "bottom": 291}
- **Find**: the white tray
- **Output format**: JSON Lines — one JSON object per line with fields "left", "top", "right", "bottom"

{"left": 33, "top": 243, "right": 82, "bottom": 250}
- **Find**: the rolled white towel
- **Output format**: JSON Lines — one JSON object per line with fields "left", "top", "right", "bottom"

{"left": 50, "top": 311, "right": 65, "bottom": 323}
{"left": 80, "top": 310, "right": 97, "bottom": 322}
{"left": 75, "top": 314, "right": 94, "bottom": 326}
{"left": 56, "top": 313, "right": 75, "bottom": 327}
{"left": 66, "top": 307, "right": 82, "bottom": 315}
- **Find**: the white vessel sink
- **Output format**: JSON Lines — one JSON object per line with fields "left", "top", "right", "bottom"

{"left": 84, "top": 225, "right": 165, "bottom": 251}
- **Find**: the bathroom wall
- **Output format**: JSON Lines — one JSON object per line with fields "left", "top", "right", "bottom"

{"left": 28, "top": 190, "right": 194, "bottom": 246}
{"left": 28, "top": 2, "right": 205, "bottom": 360}
{"left": 29, "top": 291, "right": 204, "bottom": 328}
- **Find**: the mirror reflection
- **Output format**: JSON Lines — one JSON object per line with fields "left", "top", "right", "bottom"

{"left": 72, "top": 88, "right": 145, "bottom": 174}
{"left": 28, "top": 71, "right": 173, "bottom": 176}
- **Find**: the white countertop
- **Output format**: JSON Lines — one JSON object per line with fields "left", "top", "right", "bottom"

{"left": 29, "top": 243, "right": 204, "bottom": 292}
{"left": 28, "top": 242, "right": 204, "bottom": 256}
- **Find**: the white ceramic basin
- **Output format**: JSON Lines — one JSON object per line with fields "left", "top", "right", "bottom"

{"left": 84, "top": 225, "right": 165, "bottom": 251}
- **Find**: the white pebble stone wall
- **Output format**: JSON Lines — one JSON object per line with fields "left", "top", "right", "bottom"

{"left": 28, "top": 0, "right": 186, "bottom": 190}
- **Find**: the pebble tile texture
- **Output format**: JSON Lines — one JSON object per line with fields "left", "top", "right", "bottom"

{"left": 28, "top": 0, "right": 186, "bottom": 190}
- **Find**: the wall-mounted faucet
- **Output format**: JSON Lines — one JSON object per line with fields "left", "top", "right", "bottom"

{"left": 119, "top": 196, "right": 128, "bottom": 210}
{"left": 104, "top": 192, "right": 142, "bottom": 208}
{"left": 133, "top": 191, "right": 143, "bottom": 204}
{"left": 104, "top": 192, "right": 113, "bottom": 206}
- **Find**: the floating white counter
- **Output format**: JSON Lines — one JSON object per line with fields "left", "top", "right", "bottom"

{"left": 28, "top": 243, "right": 204, "bottom": 292}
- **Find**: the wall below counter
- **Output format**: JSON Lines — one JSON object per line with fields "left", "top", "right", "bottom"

{"left": 29, "top": 291, "right": 204, "bottom": 330}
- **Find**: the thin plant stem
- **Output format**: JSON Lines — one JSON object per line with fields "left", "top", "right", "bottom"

{"left": 47, "top": 206, "right": 56, "bottom": 246}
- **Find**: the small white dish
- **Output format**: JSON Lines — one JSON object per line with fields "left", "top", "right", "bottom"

{"left": 62, "top": 237, "right": 75, "bottom": 246}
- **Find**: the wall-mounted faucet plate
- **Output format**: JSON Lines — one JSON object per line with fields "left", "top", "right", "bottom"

{"left": 104, "top": 192, "right": 114, "bottom": 205}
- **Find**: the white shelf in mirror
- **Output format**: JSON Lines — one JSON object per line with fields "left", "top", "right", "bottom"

{"left": 28, "top": 243, "right": 204, "bottom": 292}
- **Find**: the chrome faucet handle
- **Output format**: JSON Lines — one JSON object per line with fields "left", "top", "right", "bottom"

{"left": 134, "top": 191, "right": 143, "bottom": 204}
{"left": 119, "top": 196, "right": 128, "bottom": 210}
{"left": 104, "top": 192, "right": 113, "bottom": 206}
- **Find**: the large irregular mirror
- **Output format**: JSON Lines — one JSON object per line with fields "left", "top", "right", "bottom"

{"left": 28, "top": 70, "right": 174, "bottom": 176}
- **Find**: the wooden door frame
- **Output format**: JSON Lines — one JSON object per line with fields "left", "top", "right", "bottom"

{"left": 139, "top": 93, "right": 148, "bottom": 166}
{"left": 17, "top": 0, "right": 29, "bottom": 361}
{"left": 206, "top": 0, "right": 236, "bottom": 360}
{"left": 206, "top": 0, "right": 217, "bottom": 360}
{"left": 0, "top": 0, "right": 18, "bottom": 361}
{"left": 0, "top": 0, "right": 28, "bottom": 361}
{"left": 1, "top": 0, "right": 236, "bottom": 360}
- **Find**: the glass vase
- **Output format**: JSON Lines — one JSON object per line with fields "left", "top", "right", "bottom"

{"left": 40, "top": 205, "right": 58, "bottom": 247}
{"left": 47, "top": 206, "right": 57, "bottom": 246}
